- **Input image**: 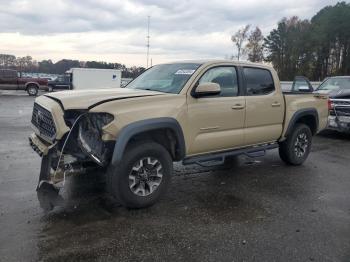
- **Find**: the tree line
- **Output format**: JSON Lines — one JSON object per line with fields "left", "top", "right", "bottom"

{"left": 232, "top": 1, "right": 350, "bottom": 80}
{"left": 0, "top": 54, "right": 145, "bottom": 79}
{"left": 1, "top": 2, "right": 348, "bottom": 81}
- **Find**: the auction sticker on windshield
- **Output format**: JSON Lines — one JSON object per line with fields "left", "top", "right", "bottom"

{"left": 175, "top": 69, "right": 196, "bottom": 75}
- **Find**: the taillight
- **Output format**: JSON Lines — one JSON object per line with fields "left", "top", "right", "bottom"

{"left": 328, "top": 99, "right": 333, "bottom": 110}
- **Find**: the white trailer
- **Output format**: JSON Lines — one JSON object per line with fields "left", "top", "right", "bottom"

{"left": 67, "top": 68, "right": 122, "bottom": 90}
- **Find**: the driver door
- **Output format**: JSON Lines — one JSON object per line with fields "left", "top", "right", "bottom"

{"left": 186, "top": 66, "right": 246, "bottom": 155}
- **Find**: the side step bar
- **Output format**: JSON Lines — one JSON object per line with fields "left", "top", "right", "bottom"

{"left": 182, "top": 143, "right": 278, "bottom": 166}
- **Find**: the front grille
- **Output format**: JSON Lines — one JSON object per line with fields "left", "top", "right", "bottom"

{"left": 332, "top": 99, "right": 350, "bottom": 106}
{"left": 31, "top": 103, "right": 56, "bottom": 140}
{"left": 330, "top": 99, "right": 350, "bottom": 116}
{"left": 334, "top": 107, "right": 350, "bottom": 116}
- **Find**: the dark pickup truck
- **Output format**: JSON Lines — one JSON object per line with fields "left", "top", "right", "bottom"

{"left": 315, "top": 76, "right": 350, "bottom": 133}
{"left": 0, "top": 69, "right": 48, "bottom": 96}
{"left": 48, "top": 74, "right": 71, "bottom": 92}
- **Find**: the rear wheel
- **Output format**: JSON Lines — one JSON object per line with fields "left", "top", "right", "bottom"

{"left": 27, "top": 84, "right": 38, "bottom": 96}
{"left": 107, "top": 142, "right": 172, "bottom": 208}
{"left": 279, "top": 123, "right": 312, "bottom": 165}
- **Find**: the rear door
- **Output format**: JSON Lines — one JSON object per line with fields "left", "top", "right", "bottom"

{"left": 243, "top": 67, "right": 285, "bottom": 145}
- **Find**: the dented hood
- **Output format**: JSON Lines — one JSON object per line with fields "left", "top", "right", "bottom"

{"left": 315, "top": 88, "right": 350, "bottom": 99}
{"left": 44, "top": 88, "right": 164, "bottom": 110}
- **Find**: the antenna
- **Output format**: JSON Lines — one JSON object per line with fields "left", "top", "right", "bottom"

{"left": 146, "top": 16, "right": 150, "bottom": 68}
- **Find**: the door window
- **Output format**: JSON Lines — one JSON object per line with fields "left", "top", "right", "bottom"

{"left": 244, "top": 67, "right": 275, "bottom": 95}
{"left": 198, "top": 66, "right": 238, "bottom": 97}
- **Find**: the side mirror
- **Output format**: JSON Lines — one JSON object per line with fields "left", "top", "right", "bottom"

{"left": 193, "top": 82, "right": 221, "bottom": 97}
{"left": 298, "top": 85, "right": 312, "bottom": 92}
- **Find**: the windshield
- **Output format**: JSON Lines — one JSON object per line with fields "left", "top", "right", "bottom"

{"left": 127, "top": 63, "right": 201, "bottom": 94}
{"left": 317, "top": 77, "right": 350, "bottom": 91}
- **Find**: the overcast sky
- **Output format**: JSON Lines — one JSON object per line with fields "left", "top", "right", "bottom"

{"left": 0, "top": 0, "right": 339, "bottom": 67}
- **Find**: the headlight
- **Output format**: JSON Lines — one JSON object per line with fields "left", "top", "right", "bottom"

{"left": 77, "top": 113, "right": 114, "bottom": 165}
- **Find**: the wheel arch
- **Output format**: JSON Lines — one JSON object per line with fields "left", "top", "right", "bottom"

{"left": 284, "top": 108, "right": 319, "bottom": 137}
{"left": 110, "top": 117, "right": 186, "bottom": 166}
{"left": 25, "top": 82, "right": 40, "bottom": 90}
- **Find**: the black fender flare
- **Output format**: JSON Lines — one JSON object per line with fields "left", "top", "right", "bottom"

{"left": 110, "top": 117, "right": 186, "bottom": 165}
{"left": 285, "top": 108, "right": 319, "bottom": 137}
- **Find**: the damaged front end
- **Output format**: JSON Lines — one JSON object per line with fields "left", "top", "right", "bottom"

{"left": 77, "top": 113, "right": 114, "bottom": 166}
{"left": 30, "top": 106, "right": 115, "bottom": 210}
{"left": 328, "top": 99, "right": 350, "bottom": 133}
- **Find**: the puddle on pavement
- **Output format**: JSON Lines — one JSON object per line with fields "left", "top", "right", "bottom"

{"left": 40, "top": 168, "right": 269, "bottom": 230}
{"left": 35, "top": 162, "right": 285, "bottom": 261}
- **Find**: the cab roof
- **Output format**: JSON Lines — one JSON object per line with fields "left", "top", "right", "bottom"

{"left": 162, "top": 59, "right": 273, "bottom": 70}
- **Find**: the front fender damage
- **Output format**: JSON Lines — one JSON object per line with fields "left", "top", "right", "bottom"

{"left": 35, "top": 112, "right": 115, "bottom": 211}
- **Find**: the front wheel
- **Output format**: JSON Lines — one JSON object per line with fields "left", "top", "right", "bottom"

{"left": 279, "top": 123, "right": 312, "bottom": 165}
{"left": 107, "top": 142, "right": 173, "bottom": 208}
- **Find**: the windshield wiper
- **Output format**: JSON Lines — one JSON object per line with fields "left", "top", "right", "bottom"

{"left": 134, "top": 87, "right": 173, "bottom": 94}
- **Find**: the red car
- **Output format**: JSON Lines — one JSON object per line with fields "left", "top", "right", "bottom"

{"left": 0, "top": 69, "right": 49, "bottom": 96}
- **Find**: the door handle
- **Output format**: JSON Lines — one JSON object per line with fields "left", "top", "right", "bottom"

{"left": 231, "top": 104, "right": 245, "bottom": 110}
{"left": 271, "top": 102, "right": 281, "bottom": 107}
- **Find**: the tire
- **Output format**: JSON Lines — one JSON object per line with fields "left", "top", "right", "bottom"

{"left": 27, "top": 84, "right": 38, "bottom": 96}
{"left": 107, "top": 141, "right": 173, "bottom": 208}
{"left": 279, "top": 123, "right": 312, "bottom": 165}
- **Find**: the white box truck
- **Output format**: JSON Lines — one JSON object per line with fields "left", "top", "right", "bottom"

{"left": 66, "top": 68, "right": 122, "bottom": 90}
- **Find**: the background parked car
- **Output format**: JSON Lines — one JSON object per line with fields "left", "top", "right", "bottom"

{"left": 315, "top": 76, "right": 350, "bottom": 133}
{"left": 0, "top": 69, "right": 48, "bottom": 96}
{"left": 48, "top": 74, "right": 72, "bottom": 92}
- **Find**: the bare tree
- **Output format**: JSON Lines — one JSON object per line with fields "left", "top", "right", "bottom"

{"left": 0, "top": 54, "right": 16, "bottom": 68}
{"left": 231, "top": 25, "right": 250, "bottom": 61}
{"left": 246, "top": 27, "right": 264, "bottom": 62}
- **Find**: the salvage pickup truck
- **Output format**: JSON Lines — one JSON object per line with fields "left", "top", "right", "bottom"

{"left": 0, "top": 69, "right": 48, "bottom": 96}
{"left": 29, "top": 60, "right": 329, "bottom": 210}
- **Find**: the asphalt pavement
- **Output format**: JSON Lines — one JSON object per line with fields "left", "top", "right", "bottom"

{"left": 0, "top": 91, "right": 349, "bottom": 262}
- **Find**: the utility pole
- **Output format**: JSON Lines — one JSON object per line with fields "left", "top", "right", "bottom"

{"left": 146, "top": 16, "right": 150, "bottom": 68}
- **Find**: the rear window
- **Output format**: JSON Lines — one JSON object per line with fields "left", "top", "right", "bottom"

{"left": 0, "top": 70, "right": 17, "bottom": 78}
{"left": 243, "top": 67, "right": 275, "bottom": 95}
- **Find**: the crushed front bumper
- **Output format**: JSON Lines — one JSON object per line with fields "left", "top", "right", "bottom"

{"left": 327, "top": 115, "right": 350, "bottom": 133}
{"left": 28, "top": 133, "right": 54, "bottom": 156}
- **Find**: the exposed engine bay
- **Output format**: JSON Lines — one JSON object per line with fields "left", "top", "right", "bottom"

{"left": 77, "top": 113, "right": 114, "bottom": 166}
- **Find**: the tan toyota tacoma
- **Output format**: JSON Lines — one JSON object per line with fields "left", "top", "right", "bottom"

{"left": 29, "top": 60, "right": 329, "bottom": 210}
